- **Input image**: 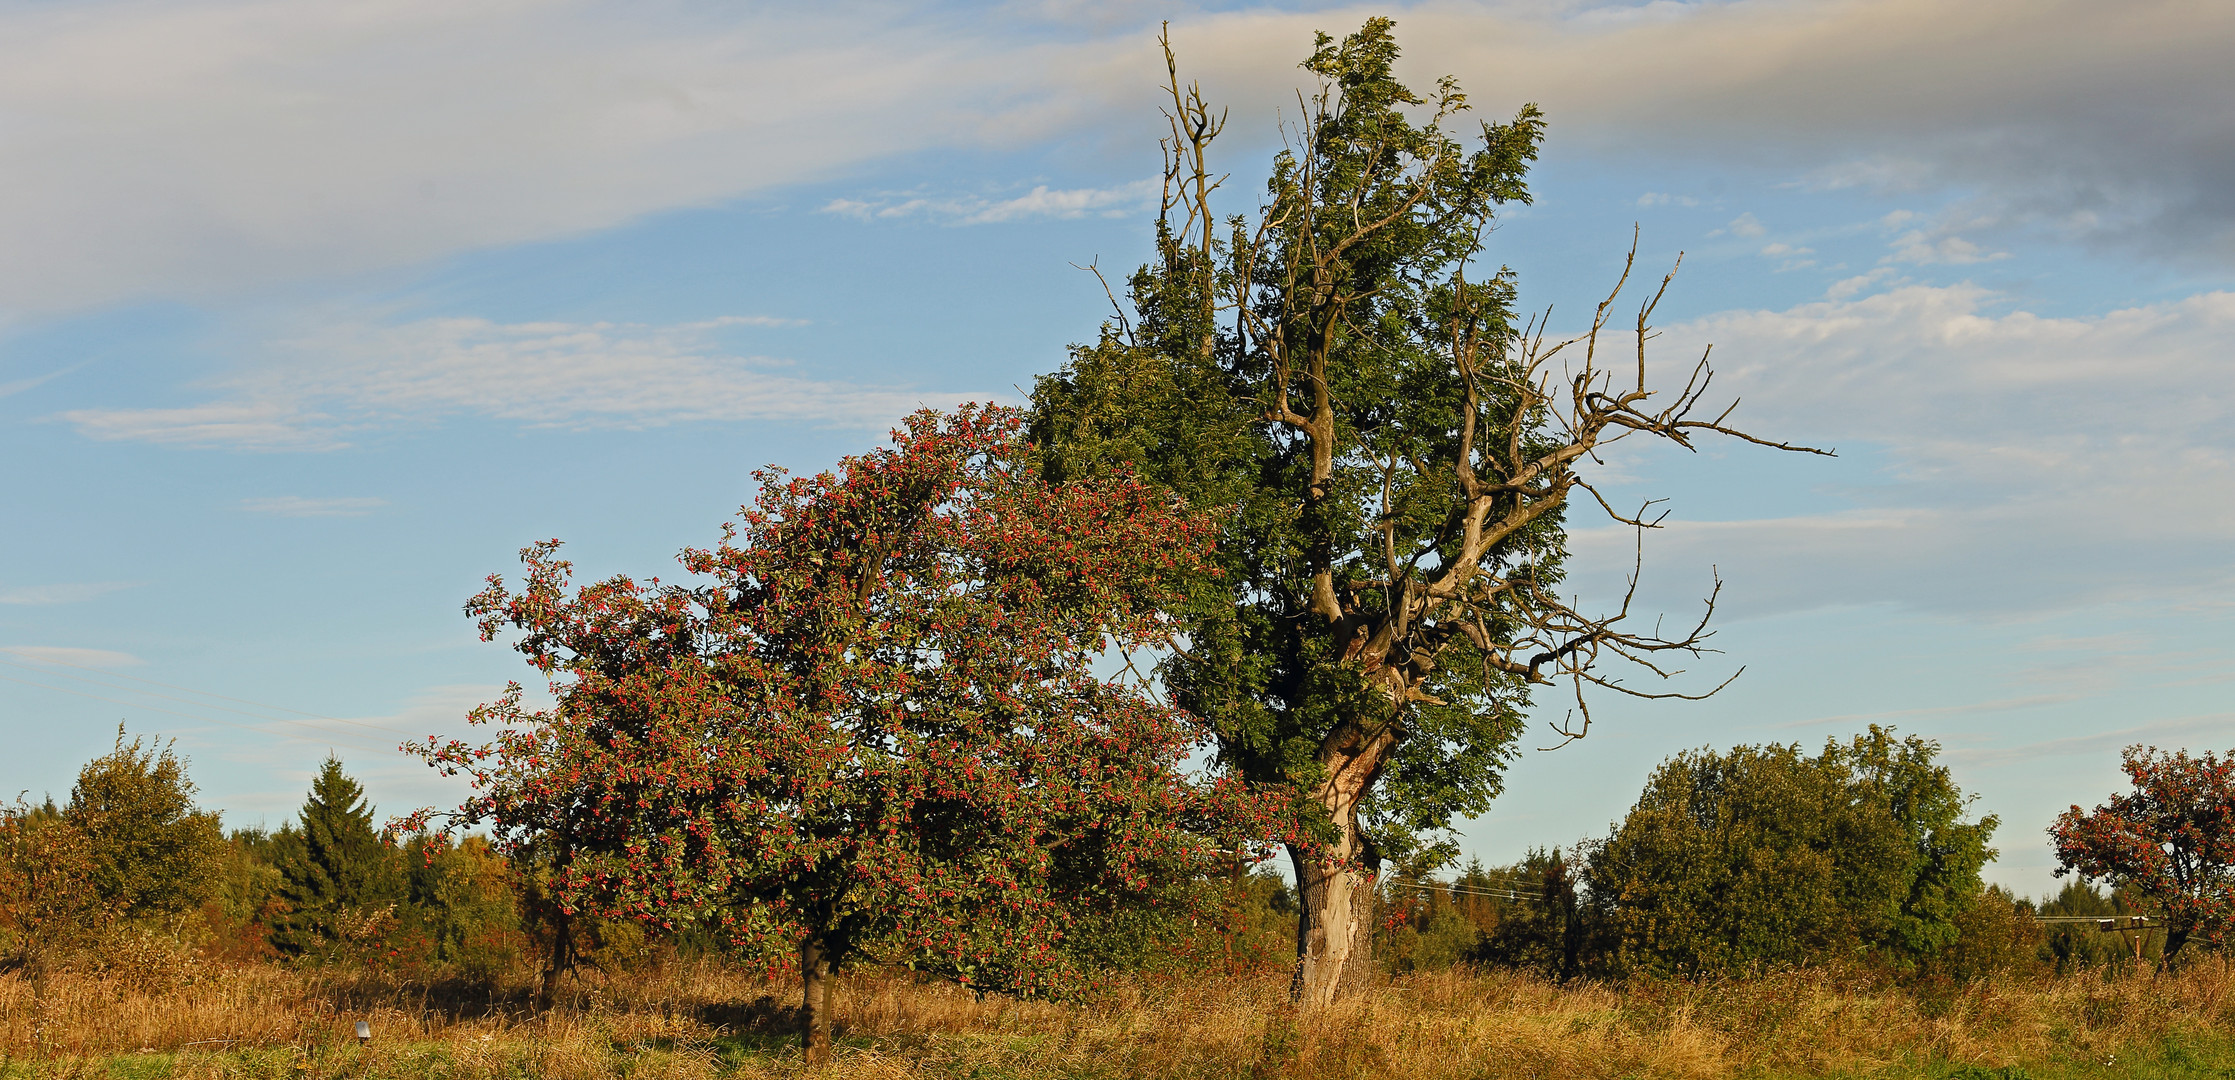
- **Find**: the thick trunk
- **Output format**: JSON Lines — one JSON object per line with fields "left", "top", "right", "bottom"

{"left": 1288, "top": 795, "right": 1379, "bottom": 1009}
{"left": 800, "top": 935, "right": 834, "bottom": 1067}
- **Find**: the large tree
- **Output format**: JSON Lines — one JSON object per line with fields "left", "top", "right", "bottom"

{"left": 413, "top": 406, "right": 1254, "bottom": 1064}
{"left": 1031, "top": 19, "right": 1821, "bottom": 1004}
{"left": 2052, "top": 745, "right": 2235, "bottom": 959}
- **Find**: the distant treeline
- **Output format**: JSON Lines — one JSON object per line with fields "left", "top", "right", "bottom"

{"left": 0, "top": 725, "right": 2163, "bottom": 992}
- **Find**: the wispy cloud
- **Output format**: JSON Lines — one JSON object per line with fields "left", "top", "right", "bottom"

{"left": 1, "top": 645, "right": 142, "bottom": 667}
{"left": 240, "top": 496, "right": 387, "bottom": 517}
{"left": 821, "top": 179, "right": 1158, "bottom": 226}
{"left": 1564, "top": 284, "right": 2235, "bottom": 619}
{"left": 0, "top": 582, "right": 136, "bottom": 605}
{"left": 2, "top": 0, "right": 2229, "bottom": 314}
{"left": 60, "top": 314, "right": 981, "bottom": 450}
{"left": 1944, "top": 713, "right": 2235, "bottom": 767}
{"left": 1773, "top": 694, "right": 2080, "bottom": 731}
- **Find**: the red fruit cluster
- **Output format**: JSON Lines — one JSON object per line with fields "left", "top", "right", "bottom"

{"left": 407, "top": 406, "right": 1283, "bottom": 993}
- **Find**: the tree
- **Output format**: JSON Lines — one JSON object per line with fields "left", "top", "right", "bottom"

{"left": 1585, "top": 728, "right": 1997, "bottom": 976}
{"left": 1029, "top": 19, "right": 1823, "bottom": 1004}
{"left": 63, "top": 729, "right": 224, "bottom": 924}
{"left": 2052, "top": 745, "right": 2235, "bottom": 959}
{"left": 412, "top": 406, "right": 1258, "bottom": 1064}
{"left": 270, "top": 757, "right": 405, "bottom": 959}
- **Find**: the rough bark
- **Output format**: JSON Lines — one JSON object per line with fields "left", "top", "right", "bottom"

{"left": 800, "top": 935, "right": 833, "bottom": 1067}
{"left": 1288, "top": 729, "right": 1389, "bottom": 1007}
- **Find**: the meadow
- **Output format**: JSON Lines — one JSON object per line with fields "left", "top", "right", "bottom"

{"left": 5, "top": 955, "right": 2234, "bottom": 1079}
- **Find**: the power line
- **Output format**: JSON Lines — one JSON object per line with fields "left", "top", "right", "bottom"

{"left": 1385, "top": 876, "right": 1545, "bottom": 903}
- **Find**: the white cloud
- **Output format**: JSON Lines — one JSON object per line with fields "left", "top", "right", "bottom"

{"left": 1824, "top": 267, "right": 1900, "bottom": 300}
{"left": 240, "top": 496, "right": 387, "bottom": 517}
{"left": 0, "top": 1, "right": 1082, "bottom": 313}
{"left": 1886, "top": 230, "right": 2010, "bottom": 265}
{"left": 0, "top": 582, "right": 136, "bottom": 605}
{"left": 821, "top": 179, "right": 1159, "bottom": 226}
{"left": 5, "top": 0, "right": 2229, "bottom": 312}
{"left": 1086, "top": 0, "right": 2235, "bottom": 266}
{"left": 59, "top": 314, "right": 985, "bottom": 450}
{"left": 1, "top": 645, "right": 143, "bottom": 668}
{"left": 1635, "top": 192, "right": 1698, "bottom": 208}
{"left": 1566, "top": 284, "right": 2235, "bottom": 619}
{"left": 1725, "top": 213, "right": 1767, "bottom": 239}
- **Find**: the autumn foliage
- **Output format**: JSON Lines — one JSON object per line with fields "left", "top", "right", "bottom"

{"left": 2052, "top": 744, "right": 2235, "bottom": 957}
{"left": 410, "top": 405, "right": 1269, "bottom": 1060}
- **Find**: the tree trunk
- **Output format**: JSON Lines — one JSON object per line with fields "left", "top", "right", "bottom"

{"left": 1288, "top": 793, "right": 1379, "bottom": 1009}
{"left": 800, "top": 934, "right": 833, "bottom": 1067}
{"left": 534, "top": 909, "right": 571, "bottom": 1012}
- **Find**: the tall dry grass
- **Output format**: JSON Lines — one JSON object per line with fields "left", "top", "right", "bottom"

{"left": 4, "top": 956, "right": 2233, "bottom": 1078}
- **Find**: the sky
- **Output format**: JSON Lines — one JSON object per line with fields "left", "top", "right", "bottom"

{"left": 2, "top": 0, "right": 2230, "bottom": 898}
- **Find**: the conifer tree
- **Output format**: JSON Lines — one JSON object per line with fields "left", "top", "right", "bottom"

{"left": 270, "top": 757, "right": 402, "bottom": 957}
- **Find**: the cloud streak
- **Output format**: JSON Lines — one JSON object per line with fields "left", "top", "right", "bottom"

{"left": 239, "top": 496, "right": 388, "bottom": 517}
{"left": 7, "top": 0, "right": 2230, "bottom": 315}
{"left": 59, "top": 314, "right": 985, "bottom": 450}
{"left": 0, "top": 582, "right": 137, "bottom": 606}
{"left": 1564, "top": 283, "right": 2235, "bottom": 618}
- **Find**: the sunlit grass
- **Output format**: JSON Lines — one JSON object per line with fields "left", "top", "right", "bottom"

{"left": 4, "top": 957, "right": 2234, "bottom": 1077}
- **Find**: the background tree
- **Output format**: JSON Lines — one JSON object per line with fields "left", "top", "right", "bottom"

{"left": 63, "top": 728, "right": 224, "bottom": 926}
{"left": 1584, "top": 727, "right": 1996, "bottom": 976}
{"left": 412, "top": 406, "right": 1260, "bottom": 1065}
{"left": 2052, "top": 744, "right": 2235, "bottom": 959}
{"left": 269, "top": 757, "right": 404, "bottom": 960}
{"left": 1030, "top": 18, "right": 1822, "bottom": 1005}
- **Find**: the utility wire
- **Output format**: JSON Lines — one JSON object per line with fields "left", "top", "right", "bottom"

{"left": 1385, "top": 876, "right": 1544, "bottom": 903}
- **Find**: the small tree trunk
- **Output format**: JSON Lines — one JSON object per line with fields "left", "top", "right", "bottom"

{"left": 534, "top": 909, "right": 571, "bottom": 1012}
{"left": 1288, "top": 795, "right": 1378, "bottom": 1009}
{"left": 800, "top": 935, "right": 833, "bottom": 1067}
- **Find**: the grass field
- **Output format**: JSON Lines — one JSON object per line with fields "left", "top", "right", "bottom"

{"left": 4, "top": 956, "right": 2234, "bottom": 1078}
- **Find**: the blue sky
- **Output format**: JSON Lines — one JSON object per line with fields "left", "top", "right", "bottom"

{"left": 3, "top": 0, "right": 2230, "bottom": 896}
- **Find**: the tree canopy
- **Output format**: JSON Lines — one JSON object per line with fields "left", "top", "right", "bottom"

{"left": 1586, "top": 727, "right": 1997, "bottom": 975}
{"left": 2053, "top": 744, "right": 2235, "bottom": 958}
{"left": 270, "top": 757, "right": 405, "bottom": 959}
{"left": 416, "top": 406, "right": 1260, "bottom": 1063}
{"left": 1031, "top": 17, "right": 1821, "bottom": 1003}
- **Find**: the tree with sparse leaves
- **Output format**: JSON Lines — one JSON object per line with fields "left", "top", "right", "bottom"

{"left": 1031, "top": 18, "right": 1822, "bottom": 1005}
{"left": 2052, "top": 745, "right": 2235, "bottom": 959}
{"left": 413, "top": 406, "right": 1265, "bottom": 1065}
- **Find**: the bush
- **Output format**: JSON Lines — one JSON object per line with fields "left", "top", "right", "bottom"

{"left": 1582, "top": 726, "right": 1997, "bottom": 977}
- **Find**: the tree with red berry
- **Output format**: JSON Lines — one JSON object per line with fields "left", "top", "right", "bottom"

{"left": 407, "top": 405, "right": 1261, "bottom": 1064}
{"left": 2052, "top": 745, "right": 2235, "bottom": 960}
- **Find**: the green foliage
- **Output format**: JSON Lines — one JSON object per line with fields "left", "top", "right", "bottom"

{"left": 269, "top": 757, "right": 405, "bottom": 960}
{"left": 1920, "top": 885, "right": 2044, "bottom": 982}
{"left": 2036, "top": 879, "right": 2162, "bottom": 971}
{"left": 1585, "top": 727, "right": 1998, "bottom": 976}
{"left": 64, "top": 729, "right": 224, "bottom": 922}
{"left": 398, "top": 835, "right": 523, "bottom": 982}
{"left": 1030, "top": 19, "right": 1553, "bottom": 868}
{"left": 1470, "top": 850, "right": 1587, "bottom": 979}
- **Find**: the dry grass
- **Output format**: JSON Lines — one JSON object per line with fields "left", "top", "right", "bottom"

{"left": 4, "top": 957, "right": 2233, "bottom": 1079}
